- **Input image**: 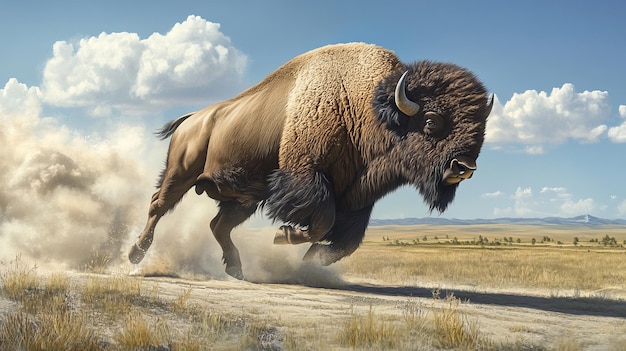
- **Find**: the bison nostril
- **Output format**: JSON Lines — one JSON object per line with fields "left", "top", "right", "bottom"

{"left": 457, "top": 164, "right": 468, "bottom": 175}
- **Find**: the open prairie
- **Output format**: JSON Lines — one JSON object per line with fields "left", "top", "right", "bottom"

{"left": 2, "top": 224, "right": 626, "bottom": 350}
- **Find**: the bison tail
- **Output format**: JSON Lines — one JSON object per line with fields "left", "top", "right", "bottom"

{"left": 155, "top": 112, "right": 194, "bottom": 140}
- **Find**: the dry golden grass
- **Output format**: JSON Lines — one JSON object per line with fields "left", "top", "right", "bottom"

{"left": 431, "top": 295, "right": 483, "bottom": 349}
{"left": 340, "top": 306, "right": 398, "bottom": 349}
{"left": 0, "top": 255, "right": 39, "bottom": 300}
{"left": 113, "top": 314, "right": 170, "bottom": 349}
{"left": 0, "top": 260, "right": 271, "bottom": 350}
{"left": 343, "top": 224, "right": 626, "bottom": 293}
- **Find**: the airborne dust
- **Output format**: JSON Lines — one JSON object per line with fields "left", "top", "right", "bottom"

{"left": 0, "top": 97, "right": 342, "bottom": 287}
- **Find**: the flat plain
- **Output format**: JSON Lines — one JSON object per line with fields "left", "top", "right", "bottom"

{"left": 2, "top": 224, "right": 626, "bottom": 350}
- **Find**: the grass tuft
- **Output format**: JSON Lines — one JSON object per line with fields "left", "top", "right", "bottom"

{"left": 114, "top": 314, "right": 170, "bottom": 349}
{"left": 0, "top": 255, "right": 39, "bottom": 301}
{"left": 432, "top": 295, "right": 482, "bottom": 349}
{"left": 340, "top": 306, "right": 397, "bottom": 349}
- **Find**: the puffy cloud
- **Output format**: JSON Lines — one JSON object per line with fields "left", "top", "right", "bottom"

{"left": 0, "top": 78, "right": 42, "bottom": 119}
{"left": 514, "top": 187, "right": 532, "bottom": 199}
{"left": 539, "top": 187, "right": 570, "bottom": 200}
{"left": 559, "top": 198, "right": 595, "bottom": 217}
{"left": 608, "top": 105, "right": 626, "bottom": 143}
{"left": 41, "top": 15, "right": 248, "bottom": 116}
{"left": 486, "top": 84, "right": 610, "bottom": 150}
{"left": 490, "top": 185, "right": 600, "bottom": 218}
{"left": 481, "top": 191, "right": 504, "bottom": 198}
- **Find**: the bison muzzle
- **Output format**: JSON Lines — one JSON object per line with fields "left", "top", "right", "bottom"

{"left": 128, "top": 43, "right": 493, "bottom": 280}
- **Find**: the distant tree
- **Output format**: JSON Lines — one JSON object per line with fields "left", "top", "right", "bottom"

{"left": 516, "top": 238, "right": 521, "bottom": 244}
{"left": 573, "top": 237, "right": 579, "bottom": 246}
{"left": 601, "top": 235, "right": 617, "bottom": 247}
{"left": 531, "top": 238, "right": 536, "bottom": 245}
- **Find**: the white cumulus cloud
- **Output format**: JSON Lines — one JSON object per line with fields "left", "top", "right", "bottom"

{"left": 491, "top": 185, "right": 601, "bottom": 218}
{"left": 559, "top": 198, "right": 595, "bottom": 217}
{"left": 0, "top": 78, "right": 42, "bottom": 119}
{"left": 608, "top": 105, "right": 626, "bottom": 143}
{"left": 481, "top": 190, "right": 504, "bottom": 198}
{"left": 41, "top": 15, "right": 248, "bottom": 116}
{"left": 486, "top": 84, "right": 610, "bottom": 151}
{"left": 514, "top": 187, "right": 532, "bottom": 199}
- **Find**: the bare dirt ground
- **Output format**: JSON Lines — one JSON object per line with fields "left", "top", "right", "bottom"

{"left": 1, "top": 268, "right": 625, "bottom": 350}
{"left": 137, "top": 274, "right": 625, "bottom": 349}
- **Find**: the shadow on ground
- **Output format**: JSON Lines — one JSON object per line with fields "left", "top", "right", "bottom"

{"left": 333, "top": 283, "right": 626, "bottom": 318}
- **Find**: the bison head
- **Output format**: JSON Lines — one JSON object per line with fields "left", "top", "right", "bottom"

{"left": 372, "top": 61, "right": 493, "bottom": 213}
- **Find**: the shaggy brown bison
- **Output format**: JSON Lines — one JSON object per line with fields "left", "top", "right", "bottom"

{"left": 128, "top": 42, "right": 493, "bottom": 279}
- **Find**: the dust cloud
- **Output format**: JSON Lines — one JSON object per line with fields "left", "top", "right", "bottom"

{"left": 0, "top": 108, "right": 343, "bottom": 286}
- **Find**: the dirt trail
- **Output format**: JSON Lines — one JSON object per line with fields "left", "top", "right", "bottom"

{"left": 1, "top": 269, "right": 625, "bottom": 349}
{"left": 137, "top": 273, "right": 626, "bottom": 350}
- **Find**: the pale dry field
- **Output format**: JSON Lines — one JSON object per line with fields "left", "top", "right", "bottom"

{"left": 1, "top": 224, "right": 626, "bottom": 350}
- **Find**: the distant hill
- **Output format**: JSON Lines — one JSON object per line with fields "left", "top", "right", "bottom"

{"left": 369, "top": 215, "right": 626, "bottom": 227}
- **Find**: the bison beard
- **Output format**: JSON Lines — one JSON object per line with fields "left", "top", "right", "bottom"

{"left": 128, "top": 43, "right": 492, "bottom": 279}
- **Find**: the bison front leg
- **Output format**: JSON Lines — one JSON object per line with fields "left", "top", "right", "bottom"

{"left": 303, "top": 204, "right": 373, "bottom": 265}
{"left": 273, "top": 208, "right": 335, "bottom": 245}
{"left": 266, "top": 170, "right": 336, "bottom": 245}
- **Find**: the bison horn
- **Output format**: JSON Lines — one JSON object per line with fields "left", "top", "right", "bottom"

{"left": 486, "top": 93, "right": 495, "bottom": 116}
{"left": 394, "top": 71, "right": 421, "bottom": 117}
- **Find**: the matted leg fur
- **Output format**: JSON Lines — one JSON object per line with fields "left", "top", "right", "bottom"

{"left": 266, "top": 169, "right": 336, "bottom": 244}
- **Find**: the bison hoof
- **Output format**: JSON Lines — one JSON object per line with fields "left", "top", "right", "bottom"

{"left": 225, "top": 265, "right": 245, "bottom": 280}
{"left": 128, "top": 243, "right": 147, "bottom": 264}
{"left": 273, "top": 225, "right": 310, "bottom": 245}
{"left": 303, "top": 243, "right": 342, "bottom": 266}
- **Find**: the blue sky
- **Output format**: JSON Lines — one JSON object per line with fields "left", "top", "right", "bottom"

{"left": 1, "top": 1, "right": 625, "bottom": 221}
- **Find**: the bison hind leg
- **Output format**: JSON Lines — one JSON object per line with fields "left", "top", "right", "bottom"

{"left": 210, "top": 201, "right": 257, "bottom": 280}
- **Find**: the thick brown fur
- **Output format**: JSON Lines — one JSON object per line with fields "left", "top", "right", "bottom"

{"left": 129, "top": 43, "right": 491, "bottom": 278}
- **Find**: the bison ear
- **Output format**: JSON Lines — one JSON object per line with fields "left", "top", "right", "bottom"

{"left": 372, "top": 82, "right": 407, "bottom": 131}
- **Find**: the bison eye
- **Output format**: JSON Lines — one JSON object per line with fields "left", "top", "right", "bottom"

{"left": 423, "top": 112, "right": 445, "bottom": 136}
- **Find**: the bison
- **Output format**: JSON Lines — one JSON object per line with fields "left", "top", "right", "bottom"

{"left": 128, "top": 42, "right": 493, "bottom": 279}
